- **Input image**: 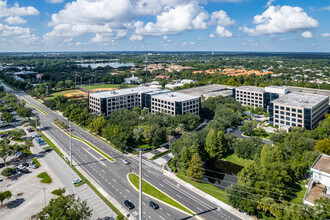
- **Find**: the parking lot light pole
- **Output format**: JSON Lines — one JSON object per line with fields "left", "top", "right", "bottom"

{"left": 42, "top": 187, "right": 46, "bottom": 208}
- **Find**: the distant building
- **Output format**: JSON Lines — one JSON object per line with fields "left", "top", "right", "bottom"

{"left": 89, "top": 87, "right": 199, "bottom": 116}
{"left": 123, "top": 74, "right": 141, "bottom": 84}
{"left": 165, "top": 79, "right": 197, "bottom": 90}
{"left": 303, "top": 154, "right": 330, "bottom": 206}
{"left": 270, "top": 93, "right": 329, "bottom": 130}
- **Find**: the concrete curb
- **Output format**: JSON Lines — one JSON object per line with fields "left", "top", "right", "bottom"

{"left": 126, "top": 173, "right": 201, "bottom": 219}
{"left": 42, "top": 131, "right": 132, "bottom": 220}
{"left": 162, "top": 167, "right": 253, "bottom": 220}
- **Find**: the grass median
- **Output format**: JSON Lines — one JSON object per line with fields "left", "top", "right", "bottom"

{"left": 18, "top": 97, "right": 48, "bottom": 115}
{"left": 41, "top": 133, "right": 125, "bottom": 219}
{"left": 128, "top": 173, "right": 194, "bottom": 215}
{"left": 150, "top": 150, "right": 171, "bottom": 161}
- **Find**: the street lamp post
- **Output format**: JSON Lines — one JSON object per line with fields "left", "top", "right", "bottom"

{"left": 42, "top": 187, "right": 47, "bottom": 208}
{"left": 69, "top": 120, "right": 72, "bottom": 167}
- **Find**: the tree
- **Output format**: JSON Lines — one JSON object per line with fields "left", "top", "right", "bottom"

{"left": 240, "top": 120, "right": 258, "bottom": 136}
{"left": 1, "top": 112, "right": 13, "bottom": 122}
{"left": 37, "top": 194, "right": 92, "bottom": 220}
{"left": 227, "top": 78, "right": 239, "bottom": 86}
{"left": 16, "top": 107, "right": 32, "bottom": 118}
{"left": 0, "top": 140, "right": 13, "bottom": 164}
{"left": 9, "top": 128, "right": 26, "bottom": 140}
{"left": 0, "top": 190, "right": 12, "bottom": 206}
{"left": 88, "top": 117, "right": 106, "bottom": 134}
{"left": 180, "top": 146, "right": 190, "bottom": 172}
{"left": 259, "top": 82, "right": 266, "bottom": 87}
{"left": 314, "top": 138, "right": 330, "bottom": 155}
{"left": 186, "top": 153, "right": 204, "bottom": 181}
{"left": 234, "top": 136, "right": 263, "bottom": 159}
{"left": 205, "top": 130, "right": 225, "bottom": 159}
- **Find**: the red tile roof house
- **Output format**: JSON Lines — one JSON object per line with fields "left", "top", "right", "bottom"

{"left": 303, "top": 154, "right": 330, "bottom": 206}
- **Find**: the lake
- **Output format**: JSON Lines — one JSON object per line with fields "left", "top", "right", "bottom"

{"left": 204, "top": 159, "right": 244, "bottom": 191}
{"left": 78, "top": 62, "right": 135, "bottom": 69}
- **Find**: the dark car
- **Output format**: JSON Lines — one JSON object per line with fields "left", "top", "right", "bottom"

{"left": 22, "top": 162, "right": 29, "bottom": 167}
{"left": 0, "top": 133, "right": 8, "bottom": 138}
{"left": 0, "top": 163, "right": 4, "bottom": 168}
{"left": 149, "top": 201, "right": 159, "bottom": 209}
{"left": 19, "top": 168, "right": 30, "bottom": 173}
{"left": 45, "top": 148, "right": 53, "bottom": 152}
{"left": 124, "top": 200, "right": 135, "bottom": 209}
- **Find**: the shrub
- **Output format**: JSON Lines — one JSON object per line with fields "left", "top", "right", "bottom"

{"left": 1, "top": 168, "right": 16, "bottom": 177}
{"left": 37, "top": 172, "right": 52, "bottom": 183}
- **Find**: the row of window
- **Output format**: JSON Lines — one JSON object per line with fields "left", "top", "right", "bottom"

{"left": 152, "top": 99, "right": 175, "bottom": 106}
{"left": 183, "top": 105, "right": 198, "bottom": 110}
{"left": 274, "top": 115, "right": 303, "bottom": 122}
{"left": 152, "top": 109, "right": 175, "bottom": 115}
{"left": 236, "top": 95, "right": 263, "bottom": 100}
{"left": 236, "top": 90, "right": 263, "bottom": 96}
{"left": 183, "top": 100, "right": 198, "bottom": 106}
{"left": 274, "top": 105, "right": 303, "bottom": 113}
{"left": 152, "top": 105, "right": 174, "bottom": 110}
{"left": 274, "top": 120, "right": 302, "bottom": 127}
{"left": 274, "top": 111, "right": 303, "bottom": 118}
{"left": 108, "top": 101, "right": 139, "bottom": 106}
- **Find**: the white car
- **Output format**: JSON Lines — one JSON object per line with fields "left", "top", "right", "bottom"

{"left": 72, "top": 178, "right": 82, "bottom": 184}
{"left": 122, "top": 160, "right": 130, "bottom": 165}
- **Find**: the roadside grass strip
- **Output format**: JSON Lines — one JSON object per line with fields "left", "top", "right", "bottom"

{"left": 127, "top": 173, "right": 194, "bottom": 216}
{"left": 31, "top": 158, "right": 41, "bottom": 167}
{"left": 150, "top": 150, "right": 171, "bottom": 161}
{"left": 41, "top": 133, "right": 125, "bottom": 219}
{"left": 37, "top": 172, "right": 52, "bottom": 183}
{"left": 74, "top": 180, "right": 86, "bottom": 187}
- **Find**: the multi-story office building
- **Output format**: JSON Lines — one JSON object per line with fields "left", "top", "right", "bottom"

{"left": 89, "top": 87, "right": 199, "bottom": 116}
{"left": 151, "top": 92, "right": 200, "bottom": 116}
{"left": 233, "top": 86, "right": 289, "bottom": 110}
{"left": 270, "top": 93, "right": 329, "bottom": 130}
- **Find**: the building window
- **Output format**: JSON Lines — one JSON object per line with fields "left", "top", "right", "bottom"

{"left": 292, "top": 108, "right": 296, "bottom": 112}
{"left": 280, "top": 121, "right": 284, "bottom": 124}
{"left": 298, "top": 119, "right": 302, "bottom": 123}
{"left": 286, "top": 122, "right": 290, "bottom": 125}
{"left": 286, "top": 107, "right": 290, "bottom": 111}
{"left": 292, "top": 113, "right": 296, "bottom": 117}
{"left": 281, "top": 111, "right": 284, "bottom": 115}
{"left": 286, "top": 112, "right": 290, "bottom": 116}
{"left": 292, "top": 118, "right": 296, "bottom": 122}
{"left": 298, "top": 109, "right": 302, "bottom": 113}
{"left": 298, "top": 114, "right": 302, "bottom": 118}
{"left": 280, "top": 106, "right": 284, "bottom": 110}
{"left": 292, "top": 123, "right": 296, "bottom": 126}
{"left": 286, "top": 117, "right": 290, "bottom": 121}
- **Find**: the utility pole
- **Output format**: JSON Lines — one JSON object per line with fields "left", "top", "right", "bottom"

{"left": 35, "top": 112, "right": 38, "bottom": 132}
{"left": 139, "top": 150, "right": 142, "bottom": 220}
{"left": 42, "top": 187, "right": 46, "bottom": 208}
{"left": 69, "top": 120, "right": 72, "bottom": 167}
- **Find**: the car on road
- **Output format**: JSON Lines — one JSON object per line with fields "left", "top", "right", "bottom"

{"left": 122, "top": 160, "right": 130, "bottom": 165}
{"left": 124, "top": 200, "right": 135, "bottom": 209}
{"left": 30, "top": 164, "right": 38, "bottom": 169}
{"left": 27, "top": 129, "right": 35, "bottom": 133}
{"left": 72, "top": 178, "right": 82, "bottom": 184}
{"left": 149, "top": 201, "right": 159, "bottom": 209}
{"left": 44, "top": 148, "right": 52, "bottom": 152}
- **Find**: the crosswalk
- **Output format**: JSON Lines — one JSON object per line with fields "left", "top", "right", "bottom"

{"left": 131, "top": 155, "right": 163, "bottom": 172}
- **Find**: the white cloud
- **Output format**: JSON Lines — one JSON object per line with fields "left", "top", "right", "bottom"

{"left": 212, "top": 25, "right": 232, "bottom": 38}
{"left": 265, "top": 0, "right": 275, "bottom": 8}
{"left": 322, "top": 33, "right": 330, "bottom": 38}
{"left": 210, "top": 10, "right": 235, "bottom": 26}
{"left": 0, "top": 1, "right": 39, "bottom": 17}
{"left": 240, "top": 5, "right": 318, "bottom": 36}
{"left": 4, "top": 16, "right": 26, "bottom": 24}
{"left": 46, "top": 0, "right": 65, "bottom": 3}
{"left": 129, "top": 34, "right": 143, "bottom": 41}
{"left": 134, "top": 2, "right": 209, "bottom": 36}
{"left": 209, "top": 0, "right": 242, "bottom": 2}
{"left": 302, "top": 31, "right": 313, "bottom": 39}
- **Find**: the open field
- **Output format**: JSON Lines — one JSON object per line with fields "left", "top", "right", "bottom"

{"left": 47, "top": 90, "right": 87, "bottom": 99}
{"left": 81, "top": 84, "right": 138, "bottom": 90}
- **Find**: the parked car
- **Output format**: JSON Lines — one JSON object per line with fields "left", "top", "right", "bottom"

{"left": 30, "top": 164, "right": 38, "bottom": 169}
{"left": 0, "top": 133, "right": 7, "bottom": 138}
{"left": 45, "top": 148, "right": 52, "bottom": 152}
{"left": 15, "top": 152, "right": 24, "bottom": 157}
{"left": 149, "top": 201, "right": 159, "bottom": 209}
{"left": 124, "top": 200, "right": 135, "bottom": 209}
{"left": 122, "top": 160, "right": 130, "bottom": 165}
{"left": 27, "top": 129, "right": 35, "bottom": 133}
{"left": 22, "top": 162, "right": 29, "bottom": 167}
{"left": 72, "top": 178, "right": 82, "bottom": 184}
{"left": 19, "top": 168, "right": 30, "bottom": 173}
{"left": 0, "top": 163, "right": 4, "bottom": 168}
{"left": 0, "top": 178, "right": 3, "bottom": 182}
{"left": 9, "top": 136, "right": 15, "bottom": 140}
{"left": 29, "top": 160, "right": 36, "bottom": 165}
{"left": 32, "top": 134, "right": 41, "bottom": 139}
{"left": 26, "top": 127, "right": 32, "bottom": 131}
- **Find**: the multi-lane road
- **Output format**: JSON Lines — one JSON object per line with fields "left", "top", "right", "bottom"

{"left": 12, "top": 89, "right": 242, "bottom": 220}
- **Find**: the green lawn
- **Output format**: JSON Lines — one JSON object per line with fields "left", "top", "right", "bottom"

{"left": 176, "top": 170, "right": 229, "bottom": 205}
{"left": 81, "top": 84, "right": 137, "bottom": 90}
{"left": 290, "top": 181, "right": 307, "bottom": 204}
{"left": 31, "top": 158, "right": 41, "bottom": 167}
{"left": 47, "top": 90, "right": 82, "bottom": 100}
{"left": 74, "top": 180, "right": 86, "bottom": 187}
{"left": 37, "top": 172, "right": 52, "bottom": 183}
{"left": 128, "top": 173, "right": 194, "bottom": 215}
{"left": 51, "top": 189, "right": 63, "bottom": 196}
{"left": 151, "top": 150, "right": 171, "bottom": 161}
{"left": 222, "top": 153, "right": 252, "bottom": 167}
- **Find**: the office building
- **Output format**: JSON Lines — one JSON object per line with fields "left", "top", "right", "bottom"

{"left": 270, "top": 93, "right": 329, "bottom": 130}
{"left": 89, "top": 87, "right": 199, "bottom": 116}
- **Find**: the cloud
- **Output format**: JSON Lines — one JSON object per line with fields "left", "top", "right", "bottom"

{"left": 264, "top": 0, "right": 275, "bottom": 8}
{"left": 301, "top": 31, "right": 313, "bottom": 39}
{"left": 240, "top": 5, "right": 318, "bottom": 36}
{"left": 322, "top": 33, "right": 330, "bottom": 38}
{"left": 4, "top": 16, "right": 26, "bottom": 24}
{"left": 210, "top": 25, "right": 232, "bottom": 38}
{"left": 46, "top": 0, "right": 65, "bottom": 3}
{"left": 134, "top": 2, "right": 209, "bottom": 36}
{"left": 310, "top": 6, "right": 330, "bottom": 11}
{"left": 0, "top": 1, "right": 39, "bottom": 17}
{"left": 209, "top": 10, "right": 234, "bottom": 38}
{"left": 129, "top": 34, "right": 143, "bottom": 41}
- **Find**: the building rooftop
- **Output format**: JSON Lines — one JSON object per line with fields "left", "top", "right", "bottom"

{"left": 89, "top": 86, "right": 161, "bottom": 98}
{"left": 271, "top": 93, "right": 329, "bottom": 109}
{"left": 236, "top": 86, "right": 265, "bottom": 92}
{"left": 177, "top": 84, "right": 234, "bottom": 99}
{"left": 152, "top": 92, "right": 199, "bottom": 102}
{"left": 288, "top": 86, "right": 330, "bottom": 97}
{"left": 311, "top": 154, "right": 330, "bottom": 174}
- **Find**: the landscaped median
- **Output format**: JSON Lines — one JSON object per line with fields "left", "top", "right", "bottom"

{"left": 127, "top": 173, "right": 195, "bottom": 216}
{"left": 17, "top": 97, "right": 48, "bottom": 115}
{"left": 37, "top": 172, "right": 52, "bottom": 183}
{"left": 52, "top": 122, "right": 115, "bottom": 162}
{"left": 40, "top": 133, "right": 125, "bottom": 219}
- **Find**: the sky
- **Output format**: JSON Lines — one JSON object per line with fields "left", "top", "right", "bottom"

{"left": 0, "top": 0, "right": 329, "bottom": 52}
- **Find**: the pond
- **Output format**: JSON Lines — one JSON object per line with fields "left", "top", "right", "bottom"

{"left": 203, "top": 159, "right": 244, "bottom": 191}
{"left": 78, "top": 62, "right": 135, "bottom": 69}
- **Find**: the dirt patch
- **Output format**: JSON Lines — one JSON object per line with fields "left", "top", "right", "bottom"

{"left": 64, "top": 91, "right": 88, "bottom": 98}
{"left": 89, "top": 88, "right": 118, "bottom": 93}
